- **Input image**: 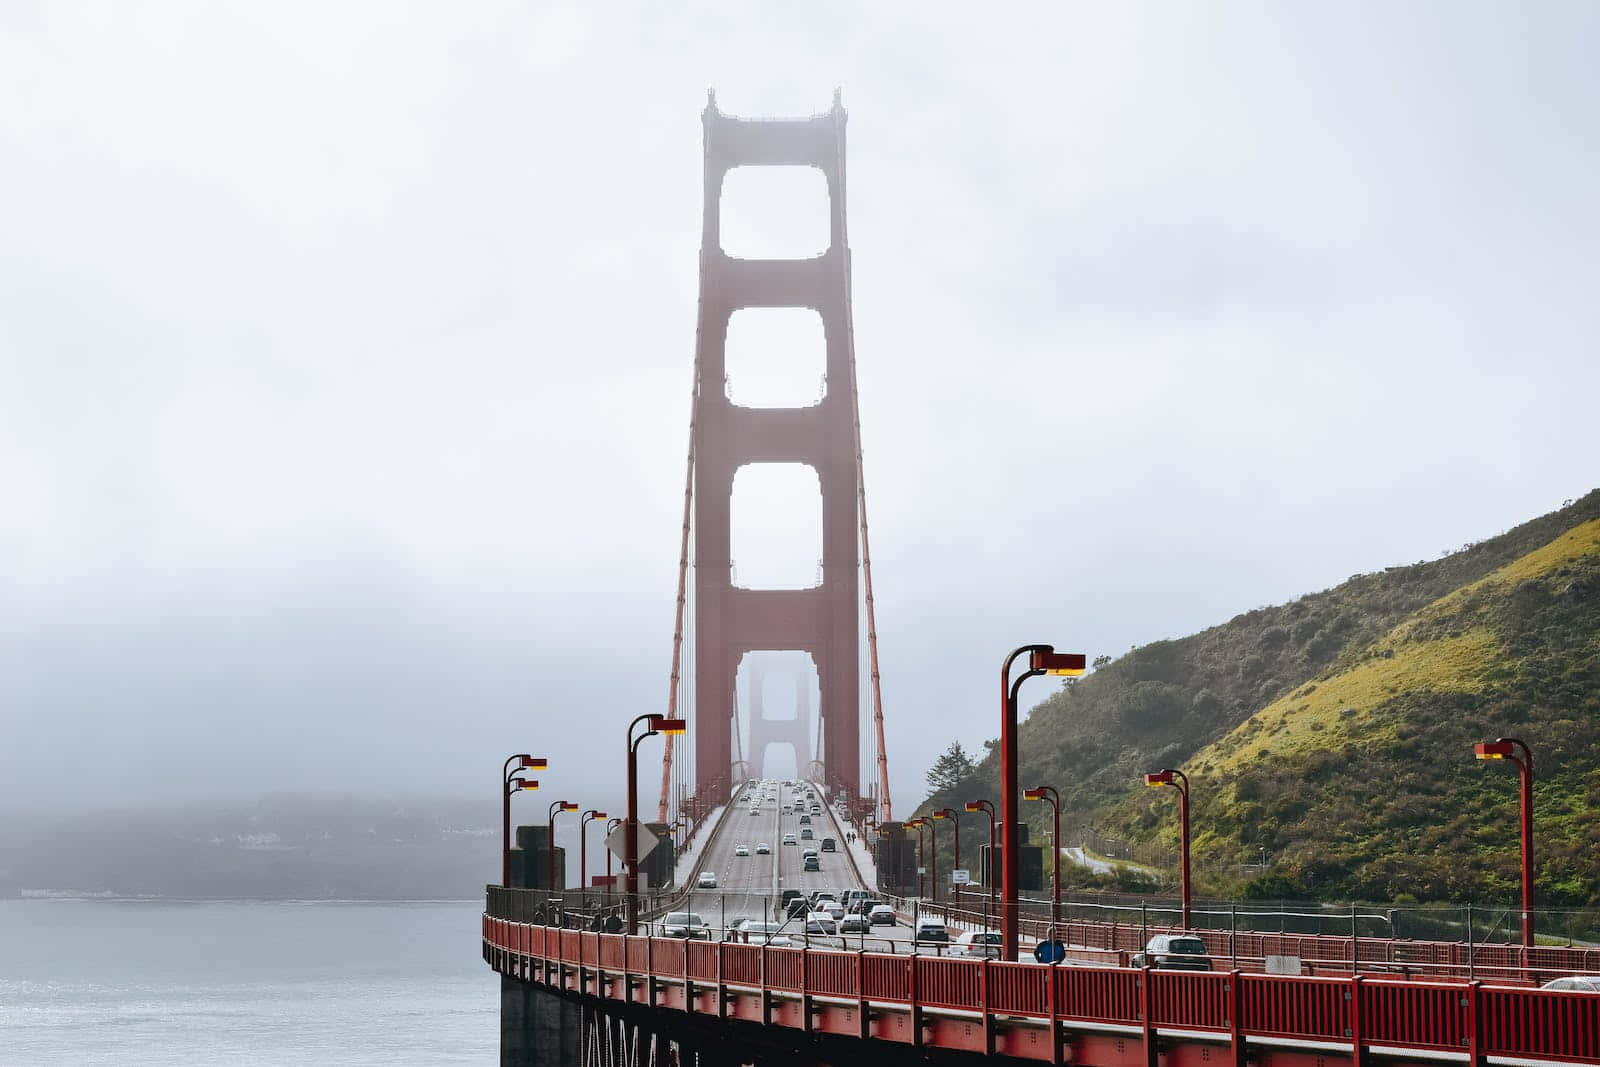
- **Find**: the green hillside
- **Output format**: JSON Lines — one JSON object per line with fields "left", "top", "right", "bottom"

{"left": 919, "top": 490, "right": 1600, "bottom": 907}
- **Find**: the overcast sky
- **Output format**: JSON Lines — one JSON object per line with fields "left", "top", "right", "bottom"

{"left": 3, "top": 2, "right": 1597, "bottom": 822}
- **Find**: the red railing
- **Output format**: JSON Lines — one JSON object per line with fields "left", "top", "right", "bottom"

{"left": 483, "top": 917, "right": 1600, "bottom": 1064}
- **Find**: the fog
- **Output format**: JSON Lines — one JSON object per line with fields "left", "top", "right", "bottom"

{"left": 3, "top": 3, "right": 1598, "bottom": 825}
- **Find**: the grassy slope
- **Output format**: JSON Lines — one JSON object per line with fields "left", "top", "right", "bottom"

{"left": 920, "top": 490, "right": 1600, "bottom": 906}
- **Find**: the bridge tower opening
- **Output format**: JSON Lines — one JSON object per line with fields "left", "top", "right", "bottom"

{"left": 692, "top": 91, "right": 861, "bottom": 806}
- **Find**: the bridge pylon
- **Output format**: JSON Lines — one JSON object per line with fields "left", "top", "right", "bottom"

{"left": 692, "top": 91, "right": 861, "bottom": 805}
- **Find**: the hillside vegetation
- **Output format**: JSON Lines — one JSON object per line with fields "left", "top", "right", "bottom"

{"left": 920, "top": 490, "right": 1600, "bottom": 907}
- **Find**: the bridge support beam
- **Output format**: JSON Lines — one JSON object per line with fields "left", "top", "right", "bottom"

{"left": 500, "top": 975, "right": 580, "bottom": 1066}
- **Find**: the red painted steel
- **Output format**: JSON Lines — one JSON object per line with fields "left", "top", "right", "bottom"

{"left": 1149, "top": 970, "right": 1230, "bottom": 1032}
{"left": 483, "top": 916, "right": 1600, "bottom": 1064}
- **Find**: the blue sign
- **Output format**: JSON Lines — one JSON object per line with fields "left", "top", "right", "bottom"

{"left": 1034, "top": 940, "right": 1068, "bottom": 964}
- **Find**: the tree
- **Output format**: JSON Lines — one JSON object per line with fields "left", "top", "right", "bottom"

{"left": 925, "top": 741, "right": 978, "bottom": 797}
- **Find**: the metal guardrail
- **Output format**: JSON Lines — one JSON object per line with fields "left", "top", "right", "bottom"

{"left": 483, "top": 915, "right": 1600, "bottom": 1064}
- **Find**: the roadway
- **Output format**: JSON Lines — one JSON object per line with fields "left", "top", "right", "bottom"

{"left": 674, "top": 779, "right": 883, "bottom": 944}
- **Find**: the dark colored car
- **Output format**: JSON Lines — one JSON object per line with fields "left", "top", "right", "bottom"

{"left": 820, "top": 837, "right": 836, "bottom": 852}
{"left": 803, "top": 855, "right": 820, "bottom": 871}
{"left": 1132, "top": 935, "right": 1212, "bottom": 971}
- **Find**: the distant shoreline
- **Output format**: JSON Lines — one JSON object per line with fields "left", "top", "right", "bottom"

{"left": 6, "top": 893, "right": 483, "bottom": 903}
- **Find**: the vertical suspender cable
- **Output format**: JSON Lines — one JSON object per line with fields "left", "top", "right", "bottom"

{"left": 656, "top": 366, "right": 700, "bottom": 823}
{"left": 834, "top": 111, "right": 892, "bottom": 823}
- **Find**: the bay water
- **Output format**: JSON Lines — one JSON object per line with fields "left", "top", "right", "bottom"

{"left": 0, "top": 899, "right": 496, "bottom": 1065}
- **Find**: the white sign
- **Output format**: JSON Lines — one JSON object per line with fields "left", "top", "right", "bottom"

{"left": 1264, "top": 955, "right": 1302, "bottom": 975}
{"left": 917, "top": 866, "right": 926, "bottom": 876}
{"left": 951, "top": 870, "right": 971, "bottom": 885}
{"left": 605, "top": 822, "right": 660, "bottom": 862}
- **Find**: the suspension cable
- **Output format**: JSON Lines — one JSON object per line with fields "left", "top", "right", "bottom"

{"left": 656, "top": 362, "right": 699, "bottom": 822}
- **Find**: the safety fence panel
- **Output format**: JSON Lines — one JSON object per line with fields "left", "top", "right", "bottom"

{"left": 1360, "top": 980, "right": 1466, "bottom": 1051}
{"left": 553, "top": 929, "right": 575, "bottom": 963}
{"left": 720, "top": 943, "right": 762, "bottom": 987}
{"left": 1149, "top": 971, "right": 1230, "bottom": 1032}
{"left": 580, "top": 932, "right": 599, "bottom": 967}
{"left": 686, "top": 941, "right": 718, "bottom": 981}
{"left": 765, "top": 947, "right": 804, "bottom": 992}
{"left": 1055, "top": 965, "right": 1141, "bottom": 1025}
{"left": 860, "top": 953, "right": 910, "bottom": 1001}
{"left": 626, "top": 936, "right": 649, "bottom": 972}
{"left": 598, "top": 933, "right": 626, "bottom": 970}
{"left": 807, "top": 951, "right": 859, "bottom": 997}
{"left": 651, "top": 938, "right": 686, "bottom": 976}
{"left": 987, "top": 961, "right": 1048, "bottom": 1018}
{"left": 1481, "top": 986, "right": 1600, "bottom": 1064}
{"left": 1240, "top": 975, "right": 1349, "bottom": 1041}
{"left": 914, "top": 957, "right": 982, "bottom": 1012}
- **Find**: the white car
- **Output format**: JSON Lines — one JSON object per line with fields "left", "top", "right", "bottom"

{"left": 739, "top": 920, "right": 793, "bottom": 947}
{"left": 697, "top": 872, "right": 718, "bottom": 888}
{"left": 804, "top": 911, "right": 837, "bottom": 935}
{"left": 1542, "top": 976, "right": 1600, "bottom": 992}
{"left": 868, "top": 904, "right": 897, "bottom": 926}
{"left": 782, "top": 833, "right": 797, "bottom": 846}
{"left": 839, "top": 913, "right": 868, "bottom": 933}
{"left": 755, "top": 842, "right": 770, "bottom": 854}
{"left": 952, "top": 931, "right": 1003, "bottom": 959}
{"left": 914, "top": 918, "right": 949, "bottom": 944}
{"left": 821, "top": 900, "right": 845, "bottom": 921}
{"left": 734, "top": 845, "right": 749, "bottom": 857}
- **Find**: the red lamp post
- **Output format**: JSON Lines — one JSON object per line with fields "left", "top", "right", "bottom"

{"left": 1143, "top": 768, "right": 1191, "bottom": 929}
{"left": 965, "top": 799, "right": 997, "bottom": 934}
{"left": 935, "top": 808, "right": 960, "bottom": 904}
{"left": 548, "top": 800, "right": 579, "bottom": 893}
{"left": 501, "top": 753, "right": 547, "bottom": 886}
{"left": 1475, "top": 737, "right": 1535, "bottom": 947}
{"left": 580, "top": 808, "right": 607, "bottom": 895}
{"left": 627, "top": 714, "right": 687, "bottom": 932}
{"left": 1001, "top": 645, "right": 1085, "bottom": 960}
{"left": 1024, "top": 786, "right": 1062, "bottom": 937}
{"left": 604, "top": 817, "right": 622, "bottom": 899}
{"left": 907, "top": 818, "right": 927, "bottom": 898}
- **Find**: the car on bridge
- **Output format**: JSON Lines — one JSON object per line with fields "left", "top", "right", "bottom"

{"left": 820, "top": 837, "right": 836, "bottom": 852}
{"left": 660, "top": 912, "right": 710, "bottom": 939}
{"left": 755, "top": 842, "right": 770, "bottom": 854}
{"left": 734, "top": 844, "right": 749, "bottom": 857}
{"left": 868, "top": 903, "right": 897, "bottom": 926}
{"left": 802, "top": 854, "right": 820, "bottom": 872}
{"left": 800, "top": 828, "right": 813, "bottom": 841}
{"left": 1541, "top": 976, "right": 1600, "bottom": 992}
{"left": 839, "top": 911, "right": 868, "bottom": 933}
{"left": 782, "top": 833, "right": 797, "bottom": 846}
{"left": 738, "top": 920, "right": 793, "bottom": 947}
{"left": 804, "top": 911, "right": 837, "bottom": 935}
{"left": 952, "top": 931, "right": 1003, "bottom": 959}
{"left": 696, "top": 872, "right": 718, "bottom": 889}
{"left": 1131, "top": 934, "right": 1212, "bottom": 971}
{"left": 798, "top": 814, "right": 810, "bottom": 825}
{"left": 913, "top": 917, "right": 949, "bottom": 944}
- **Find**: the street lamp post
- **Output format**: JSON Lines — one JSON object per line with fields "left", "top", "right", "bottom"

{"left": 935, "top": 808, "right": 960, "bottom": 906}
{"left": 1475, "top": 737, "right": 1535, "bottom": 947}
{"left": 907, "top": 818, "right": 927, "bottom": 899}
{"left": 501, "top": 754, "right": 547, "bottom": 886}
{"left": 1024, "top": 786, "right": 1062, "bottom": 937}
{"left": 605, "top": 817, "right": 622, "bottom": 901}
{"left": 1143, "top": 768, "right": 1191, "bottom": 929}
{"left": 965, "top": 799, "right": 997, "bottom": 934}
{"left": 580, "top": 808, "right": 607, "bottom": 896}
{"left": 929, "top": 811, "right": 952, "bottom": 903}
{"left": 548, "top": 800, "right": 579, "bottom": 894}
{"left": 627, "top": 714, "right": 687, "bottom": 933}
{"left": 1001, "top": 645, "right": 1085, "bottom": 960}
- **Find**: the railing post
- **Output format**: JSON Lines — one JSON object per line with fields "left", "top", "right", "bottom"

{"left": 1228, "top": 970, "right": 1245, "bottom": 1067}
{"left": 760, "top": 946, "right": 771, "bottom": 1026}
{"left": 981, "top": 957, "right": 995, "bottom": 1056}
{"left": 1140, "top": 965, "right": 1157, "bottom": 1067}
{"left": 716, "top": 943, "right": 726, "bottom": 1020}
{"left": 1349, "top": 974, "right": 1365, "bottom": 1067}
{"left": 646, "top": 934, "right": 656, "bottom": 1007}
{"left": 857, "top": 953, "right": 870, "bottom": 1036}
{"left": 908, "top": 954, "right": 922, "bottom": 1049}
{"left": 1465, "top": 979, "right": 1483, "bottom": 1067}
{"left": 801, "top": 946, "right": 812, "bottom": 1034}
{"left": 1048, "top": 958, "right": 1062, "bottom": 1067}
